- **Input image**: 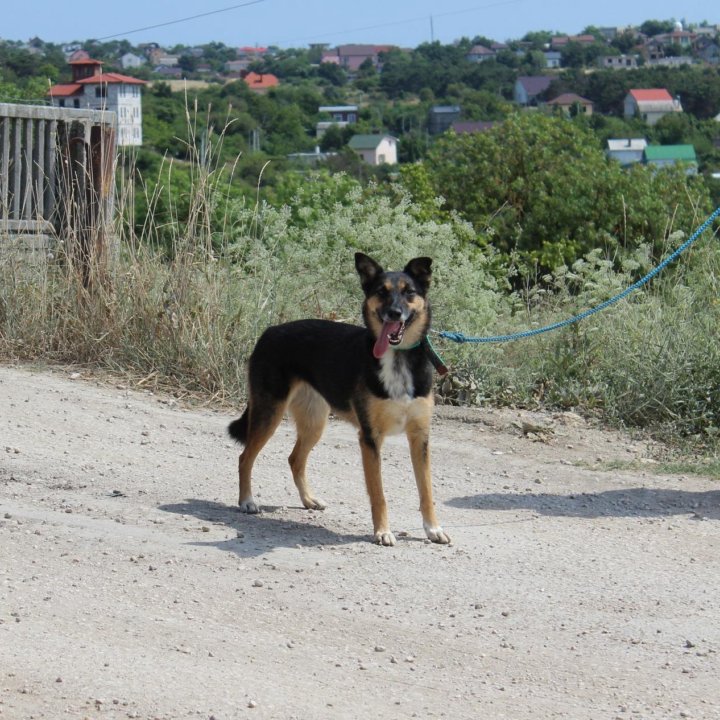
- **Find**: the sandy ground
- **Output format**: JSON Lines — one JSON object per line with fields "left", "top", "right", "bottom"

{"left": 1, "top": 364, "right": 719, "bottom": 720}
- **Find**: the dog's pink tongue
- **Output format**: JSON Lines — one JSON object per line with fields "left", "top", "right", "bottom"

{"left": 373, "top": 321, "right": 402, "bottom": 359}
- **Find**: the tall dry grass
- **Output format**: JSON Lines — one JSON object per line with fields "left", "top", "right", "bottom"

{"left": 1, "top": 109, "right": 719, "bottom": 448}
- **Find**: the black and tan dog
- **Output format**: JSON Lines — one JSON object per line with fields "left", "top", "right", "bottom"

{"left": 228, "top": 252, "right": 450, "bottom": 546}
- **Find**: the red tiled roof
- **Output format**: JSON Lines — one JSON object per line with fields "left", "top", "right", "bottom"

{"left": 629, "top": 88, "right": 673, "bottom": 102}
{"left": 76, "top": 72, "right": 146, "bottom": 85}
{"left": 242, "top": 71, "right": 279, "bottom": 89}
{"left": 48, "top": 72, "right": 146, "bottom": 97}
{"left": 48, "top": 83, "right": 82, "bottom": 97}
{"left": 68, "top": 58, "right": 103, "bottom": 65}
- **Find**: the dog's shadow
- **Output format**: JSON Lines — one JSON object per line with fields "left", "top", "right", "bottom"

{"left": 159, "top": 499, "right": 367, "bottom": 558}
{"left": 447, "top": 487, "right": 720, "bottom": 520}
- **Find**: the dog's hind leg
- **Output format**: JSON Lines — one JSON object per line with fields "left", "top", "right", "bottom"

{"left": 287, "top": 384, "right": 329, "bottom": 510}
{"left": 238, "top": 397, "right": 286, "bottom": 513}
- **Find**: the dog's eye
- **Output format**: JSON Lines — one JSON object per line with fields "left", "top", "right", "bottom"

{"left": 405, "top": 288, "right": 417, "bottom": 299}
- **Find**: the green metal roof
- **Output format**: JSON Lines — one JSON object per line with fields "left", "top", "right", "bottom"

{"left": 644, "top": 144, "right": 697, "bottom": 162}
{"left": 348, "top": 134, "right": 387, "bottom": 150}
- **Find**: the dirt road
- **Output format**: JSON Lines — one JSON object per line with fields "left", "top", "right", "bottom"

{"left": 1, "top": 364, "right": 718, "bottom": 719}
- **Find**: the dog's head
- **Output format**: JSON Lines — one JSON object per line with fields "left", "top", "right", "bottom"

{"left": 355, "top": 252, "right": 432, "bottom": 359}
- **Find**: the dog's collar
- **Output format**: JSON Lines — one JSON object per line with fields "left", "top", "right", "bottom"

{"left": 395, "top": 336, "right": 448, "bottom": 376}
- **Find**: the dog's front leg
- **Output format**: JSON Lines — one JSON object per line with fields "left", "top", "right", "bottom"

{"left": 359, "top": 433, "right": 394, "bottom": 546}
{"left": 407, "top": 418, "right": 451, "bottom": 544}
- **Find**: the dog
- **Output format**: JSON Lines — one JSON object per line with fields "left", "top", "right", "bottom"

{"left": 227, "top": 252, "right": 450, "bottom": 546}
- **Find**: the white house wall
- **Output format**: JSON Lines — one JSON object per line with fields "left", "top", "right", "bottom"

{"left": 78, "top": 85, "right": 143, "bottom": 146}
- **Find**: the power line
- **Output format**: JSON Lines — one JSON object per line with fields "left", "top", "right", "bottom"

{"left": 96, "top": 0, "right": 266, "bottom": 41}
{"left": 276, "top": 0, "right": 525, "bottom": 45}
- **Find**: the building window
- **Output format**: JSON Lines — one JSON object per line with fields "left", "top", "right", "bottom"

{"left": 58, "top": 99, "right": 65, "bottom": 107}
{"left": 95, "top": 85, "right": 107, "bottom": 98}
{"left": 73, "top": 99, "right": 80, "bottom": 108}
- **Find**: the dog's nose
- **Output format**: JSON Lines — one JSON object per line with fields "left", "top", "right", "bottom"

{"left": 385, "top": 307, "right": 402, "bottom": 321}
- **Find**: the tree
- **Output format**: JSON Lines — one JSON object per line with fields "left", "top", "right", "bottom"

{"left": 319, "top": 124, "right": 353, "bottom": 152}
{"left": 611, "top": 30, "right": 639, "bottom": 54}
{"left": 408, "top": 113, "right": 712, "bottom": 271}
{"left": 639, "top": 19, "right": 675, "bottom": 36}
{"left": 317, "top": 61, "right": 346, "bottom": 87}
{"left": 355, "top": 58, "right": 379, "bottom": 92}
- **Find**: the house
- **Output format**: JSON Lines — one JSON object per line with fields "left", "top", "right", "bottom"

{"left": 598, "top": 54, "right": 639, "bottom": 70}
{"left": 325, "top": 45, "right": 395, "bottom": 72}
{"left": 320, "top": 50, "right": 341, "bottom": 65}
{"left": 543, "top": 51, "right": 562, "bottom": 68}
{"left": 514, "top": 76, "right": 553, "bottom": 106}
{"left": 607, "top": 138, "right": 648, "bottom": 166}
{"left": 153, "top": 66, "right": 183, "bottom": 78}
{"left": 348, "top": 134, "right": 397, "bottom": 165}
{"left": 642, "top": 25, "right": 695, "bottom": 62}
{"left": 428, "top": 105, "right": 461, "bottom": 135}
{"left": 237, "top": 46, "right": 269, "bottom": 59}
{"left": 48, "top": 57, "right": 146, "bottom": 146}
{"left": 643, "top": 144, "right": 697, "bottom": 174}
{"left": 466, "top": 45, "right": 495, "bottom": 63}
{"left": 316, "top": 105, "right": 358, "bottom": 137}
{"left": 225, "top": 59, "right": 251, "bottom": 75}
{"left": 551, "top": 34, "right": 597, "bottom": 48}
{"left": 147, "top": 49, "right": 179, "bottom": 67}
{"left": 646, "top": 56, "right": 694, "bottom": 68}
{"left": 696, "top": 38, "right": 720, "bottom": 65}
{"left": 319, "top": 105, "right": 358, "bottom": 123}
{"left": 120, "top": 52, "right": 145, "bottom": 70}
{"left": 693, "top": 25, "right": 720, "bottom": 39}
{"left": 624, "top": 88, "right": 682, "bottom": 125}
{"left": 242, "top": 71, "right": 279, "bottom": 92}
{"left": 648, "top": 28, "right": 695, "bottom": 49}
{"left": 547, "top": 93, "right": 593, "bottom": 116}
{"left": 67, "top": 49, "right": 90, "bottom": 63}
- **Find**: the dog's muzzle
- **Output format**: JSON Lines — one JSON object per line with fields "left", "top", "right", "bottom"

{"left": 373, "top": 312, "right": 413, "bottom": 359}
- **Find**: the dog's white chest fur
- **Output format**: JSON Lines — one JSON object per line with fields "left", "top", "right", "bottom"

{"left": 379, "top": 351, "right": 414, "bottom": 400}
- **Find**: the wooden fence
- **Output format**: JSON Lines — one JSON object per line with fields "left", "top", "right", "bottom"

{"left": 0, "top": 103, "right": 116, "bottom": 283}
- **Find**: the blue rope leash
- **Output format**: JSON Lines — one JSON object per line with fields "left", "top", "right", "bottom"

{"left": 436, "top": 205, "right": 720, "bottom": 345}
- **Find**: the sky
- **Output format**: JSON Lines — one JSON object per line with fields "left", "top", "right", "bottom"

{"left": 2, "top": 0, "right": 718, "bottom": 49}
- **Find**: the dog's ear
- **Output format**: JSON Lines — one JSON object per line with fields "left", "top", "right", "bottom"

{"left": 404, "top": 257, "right": 432, "bottom": 293}
{"left": 355, "top": 252, "right": 384, "bottom": 294}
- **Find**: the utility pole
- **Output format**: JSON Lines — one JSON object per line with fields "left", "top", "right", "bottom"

{"left": 430, "top": 15, "right": 435, "bottom": 42}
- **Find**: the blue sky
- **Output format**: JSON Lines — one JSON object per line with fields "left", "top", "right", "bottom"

{"left": 3, "top": 0, "right": 718, "bottom": 48}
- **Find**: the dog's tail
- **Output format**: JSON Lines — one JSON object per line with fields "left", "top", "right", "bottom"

{"left": 227, "top": 409, "right": 249, "bottom": 446}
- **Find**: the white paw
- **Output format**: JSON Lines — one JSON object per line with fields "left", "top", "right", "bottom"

{"left": 374, "top": 530, "right": 397, "bottom": 546}
{"left": 424, "top": 523, "right": 451, "bottom": 544}
{"left": 239, "top": 498, "right": 260, "bottom": 514}
{"left": 302, "top": 496, "right": 327, "bottom": 511}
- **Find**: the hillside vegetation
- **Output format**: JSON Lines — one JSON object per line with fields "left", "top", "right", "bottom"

{"left": 1, "top": 26, "right": 720, "bottom": 452}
